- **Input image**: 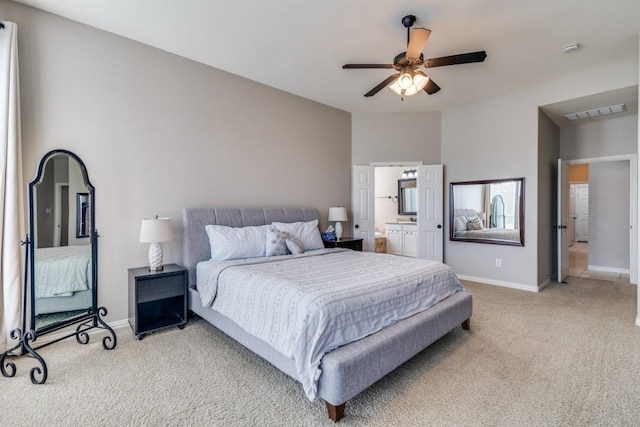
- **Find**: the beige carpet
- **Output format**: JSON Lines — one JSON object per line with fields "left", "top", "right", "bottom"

{"left": 1, "top": 277, "right": 639, "bottom": 426}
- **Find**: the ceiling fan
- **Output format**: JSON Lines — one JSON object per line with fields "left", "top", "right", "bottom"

{"left": 343, "top": 15, "right": 487, "bottom": 99}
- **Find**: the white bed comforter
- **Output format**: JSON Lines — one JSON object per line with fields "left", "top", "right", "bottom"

{"left": 197, "top": 248, "right": 464, "bottom": 400}
{"left": 35, "top": 245, "right": 91, "bottom": 298}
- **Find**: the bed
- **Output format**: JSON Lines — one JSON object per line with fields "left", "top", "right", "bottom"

{"left": 34, "top": 245, "right": 93, "bottom": 314}
{"left": 183, "top": 207, "right": 472, "bottom": 422}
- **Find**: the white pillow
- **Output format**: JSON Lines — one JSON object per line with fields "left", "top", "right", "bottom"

{"left": 271, "top": 219, "right": 325, "bottom": 251}
{"left": 205, "top": 224, "right": 268, "bottom": 260}
{"left": 454, "top": 217, "right": 467, "bottom": 232}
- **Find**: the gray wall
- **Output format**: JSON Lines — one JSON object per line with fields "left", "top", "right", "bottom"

{"left": 560, "top": 114, "right": 636, "bottom": 273}
{"left": 537, "top": 110, "right": 560, "bottom": 284}
{"left": 352, "top": 112, "right": 441, "bottom": 165}
{"left": 441, "top": 56, "right": 637, "bottom": 290}
{"left": 560, "top": 115, "right": 638, "bottom": 159}
{"left": 2, "top": 1, "right": 352, "bottom": 324}
{"left": 589, "top": 161, "right": 630, "bottom": 270}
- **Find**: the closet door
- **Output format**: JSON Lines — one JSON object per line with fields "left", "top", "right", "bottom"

{"left": 417, "top": 165, "right": 443, "bottom": 262}
{"left": 351, "top": 166, "right": 375, "bottom": 252}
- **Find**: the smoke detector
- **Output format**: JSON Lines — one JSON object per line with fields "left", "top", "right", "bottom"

{"left": 562, "top": 43, "right": 580, "bottom": 53}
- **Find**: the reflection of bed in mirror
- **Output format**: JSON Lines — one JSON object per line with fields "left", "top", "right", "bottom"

{"left": 34, "top": 245, "right": 92, "bottom": 315}
{"left": 453, "top": 209, "right": 521, "bottom": 241}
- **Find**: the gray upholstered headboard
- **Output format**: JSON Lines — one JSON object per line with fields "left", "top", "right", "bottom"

{"left": 182, "top": 207, "right": 320, "bottom": 285}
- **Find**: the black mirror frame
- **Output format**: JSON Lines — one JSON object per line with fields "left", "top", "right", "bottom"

{"left": 449, "top": 177, "right": 525, "bottom": 246}
{"left": 397, "top": 178, "right": 417, "bottom": 216}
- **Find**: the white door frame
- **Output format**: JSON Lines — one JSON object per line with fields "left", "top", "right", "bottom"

{"left": 565, "top": 154, "right": 637, "bottom": 284}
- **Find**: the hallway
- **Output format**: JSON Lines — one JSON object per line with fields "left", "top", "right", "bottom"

{"left": 569, "top": 242, "right": 630, "bottom": 283}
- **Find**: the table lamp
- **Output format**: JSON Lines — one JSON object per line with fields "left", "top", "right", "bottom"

{"left": 140, "top": 216, "right": 173, "bottom": 271}
{"left": 328, "top": 207, "right": 348, "bottom": 240}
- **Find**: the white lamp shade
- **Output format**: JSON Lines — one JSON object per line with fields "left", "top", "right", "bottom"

{"left": 328, "top": 207, "right": 348, "bottom": 222}
{"left": 140, "top": 217, "right": 173, "bottom": 243}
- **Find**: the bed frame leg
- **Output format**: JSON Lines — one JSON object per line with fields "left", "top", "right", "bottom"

{"left": 461, "top": 318, "right": 471, "bottom": 330}
{"left": 326, "top": 402, "right": 346, "bottom": 422}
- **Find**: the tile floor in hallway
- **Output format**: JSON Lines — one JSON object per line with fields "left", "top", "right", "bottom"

{"left": 569, "top": 242, "right": 630, "bottom": 283}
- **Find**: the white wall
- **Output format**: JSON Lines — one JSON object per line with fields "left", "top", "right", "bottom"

{"left": 2, "top": 1, "right": 352, "bottom": 325}
{"left": 374, "top": 166, "right": 404, "bottom": 233}
{"left": 442, "top": 57, "right": 638, "bottom": 291}
{"left": 589, "top": 161, "right": 630, "bottom": 271}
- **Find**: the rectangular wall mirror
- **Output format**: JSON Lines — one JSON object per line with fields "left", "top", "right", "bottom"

{"left": 397, "top": 178, "right": 417, "bottom": 216}
{"left": 450, "top": 177, "right": 524, "bottom": 246}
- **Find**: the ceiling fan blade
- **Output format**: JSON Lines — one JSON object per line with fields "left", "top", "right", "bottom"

{"left": 406, "top": 28, "right": 431, "bottom": 59}
{"left": 343, "top": 64, "right": 394, "bottom": 69}
{"left": 364, "top": 73, "right": 400, "bottom": 97}
{"left": 423, "top": 51, "right": 487, "bottom": 68}
{"left": 424, "top": 78, "right": 441, "bottom": 95}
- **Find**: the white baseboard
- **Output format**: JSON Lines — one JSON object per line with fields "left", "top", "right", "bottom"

{"left": 636, "top": 316, "right": 640, "bottom": 327}
{"left": 456, "top": 275, "right": 540, "bottom": 292}
{"left": 32, "top": 318, "right": 129, "bottom": 347}
{"left": 587, "top": 265, "right": 630, "bottom": 275}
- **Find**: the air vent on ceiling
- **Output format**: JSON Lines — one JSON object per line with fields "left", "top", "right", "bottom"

{"left": 563, "top": 104, "right": 626, "bottom": 121}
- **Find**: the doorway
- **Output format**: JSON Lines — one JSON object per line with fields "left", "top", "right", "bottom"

{"left": 559, "top": 155, "right": 636, "bottom": 284}
{"left": 351, "top": 163, "right": 444, "bottom": 261}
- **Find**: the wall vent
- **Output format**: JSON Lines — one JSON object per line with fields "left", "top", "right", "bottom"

{"left": 563, "top": 104, "right": 626, "bottom": 121}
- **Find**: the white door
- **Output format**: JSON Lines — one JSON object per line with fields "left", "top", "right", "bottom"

{"left": 557, "top": 160, "right": 570, "bottom": 282}
{"left": 569, "top": 184, "right": 576, "bottom": 246}
{"left": 575, "top": 184, "right": 589, "bottom": 242}
{"left": 417, "top": 165, "right": 443, "bottom": 261}
{"left": 351, "top": 166, "right": 375, "bottom": 252}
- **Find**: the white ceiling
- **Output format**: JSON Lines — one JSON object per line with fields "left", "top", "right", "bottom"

{"left": 11, "top": 0, "right": 640, "bottom": 115}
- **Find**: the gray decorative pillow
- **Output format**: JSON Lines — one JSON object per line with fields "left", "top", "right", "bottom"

{"left": 286, "top": 237, "right": 305, "bottom": 255}
{"left": 266, "top": 225, "right": 292, "bottom": 256}
{"left": 467, "top": 216, "right": 483, "bottom": 230}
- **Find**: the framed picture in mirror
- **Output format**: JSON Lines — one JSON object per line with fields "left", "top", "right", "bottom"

{"left": 76, "top": 192, "right": 90, "bottom": 238}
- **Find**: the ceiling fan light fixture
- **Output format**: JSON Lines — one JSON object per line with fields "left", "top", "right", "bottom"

{"left": 389, "top": 70, "right": 429, "bottom": 98}
{"left": 412, "top": 71, "right": 429, "bottom": 91}
{"left": 398, "top": 72, "right": 413, "bottom": 89}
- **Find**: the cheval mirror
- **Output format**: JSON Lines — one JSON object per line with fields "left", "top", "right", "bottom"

{"left": 0, "top": 149, "right": 116, "bottom": 384}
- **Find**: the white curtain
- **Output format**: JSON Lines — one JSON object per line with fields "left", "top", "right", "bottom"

{"left": 0, "top": 21, "right": 25, "bottom": 354}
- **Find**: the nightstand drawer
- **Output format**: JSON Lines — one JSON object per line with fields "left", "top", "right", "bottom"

{"left": 137, "top": 274, "right": 185, "bottom": 303}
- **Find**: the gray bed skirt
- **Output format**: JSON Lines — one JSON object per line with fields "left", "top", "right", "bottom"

{"left": 188, "top": 286, "right": 472, "bottom": 406}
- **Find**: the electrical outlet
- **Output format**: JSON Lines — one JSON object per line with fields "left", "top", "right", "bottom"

{"left": 495, "top": 259, "right": 502, "bottom": 267}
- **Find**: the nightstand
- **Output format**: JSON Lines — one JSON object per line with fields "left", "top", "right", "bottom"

{"left": 128, "top": 264, "right": 187, "bottom": 340}
{"left": 322, "top": 237, "right": 363, "bottom": 251}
